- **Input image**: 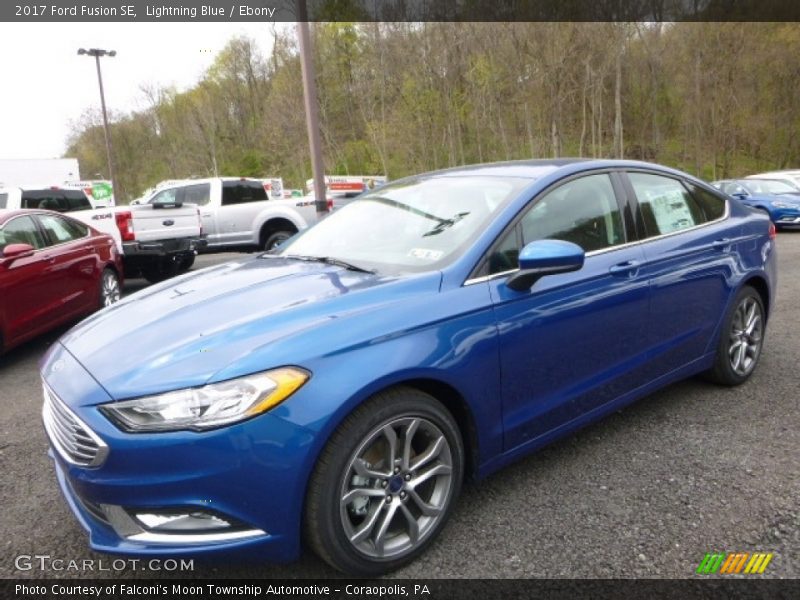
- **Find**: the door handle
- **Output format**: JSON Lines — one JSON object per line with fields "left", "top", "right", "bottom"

{"left": 712, "top": 238, "right": 731, "bottom": 250}
{"left": 609, "top": 260, "right": 640, "bottom": 276}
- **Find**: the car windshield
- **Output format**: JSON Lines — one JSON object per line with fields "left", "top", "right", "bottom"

{"left": 276, "top": 175, "right": 531, "bottom": 274}
{"left": 742, "top": 179, "right": 799, "bottom": 195}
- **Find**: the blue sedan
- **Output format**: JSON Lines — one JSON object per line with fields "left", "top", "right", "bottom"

{"left": 41, "top": 160, "right": 776, "bottom": 575}
{"left": 712, "top": 178, "right": 800, "bottom": 228}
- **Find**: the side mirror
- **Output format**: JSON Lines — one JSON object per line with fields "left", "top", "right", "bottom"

{"left": 732, "top": 192, "right": 748, "bottom": 200}
{"left": 0, "top": 243, "right": 35, "bottom": 264}
{"left": 506, "top": 240, "right": 585, "bottom": 291}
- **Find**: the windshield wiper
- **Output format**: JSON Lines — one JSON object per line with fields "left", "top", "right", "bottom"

{"left": 283, "top": 254, "right": 376, "bottom": 274}
{"left": 422, "top": 211, "right": 471, "bottom": 237}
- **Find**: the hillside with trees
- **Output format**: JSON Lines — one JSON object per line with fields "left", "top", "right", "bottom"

{"left": 65, "top": 23, "right": 800, "bottom": 202}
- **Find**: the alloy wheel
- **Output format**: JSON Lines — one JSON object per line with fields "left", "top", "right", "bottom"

{"left": 101, "top": 271, "right": 121, "bottom": 307}
{"left": 339, "top": 416, "right": 454, "bottom": 559}
{"left": 728, "top": 295, "right": 763, "bottom": 376}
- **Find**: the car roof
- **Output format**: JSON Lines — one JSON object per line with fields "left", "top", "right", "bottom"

{"left": 747, "top": 170, "right": 800, "bottom": 177}
{"left": 399, "top": 158, "right": 705, "bottom": 185}
{"left": 0, "top": 208, "right": 77, "bottom": 223}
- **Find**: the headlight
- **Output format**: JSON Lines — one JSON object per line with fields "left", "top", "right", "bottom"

{"left": 770, "top": 201, "right": 799, "bottom": 209}
{"left": 100, "top": 367, "right": 309, "bottom": 432}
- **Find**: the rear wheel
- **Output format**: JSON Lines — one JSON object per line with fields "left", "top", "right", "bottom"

{"left": 262, "top": 230, "right": 294, "bottom": 251}
{"left": 305, "top": 388, "right": 464, "bottom": 575}
{"left": 99, "top": 269, "right": 121, "bottom": 307}
{"left": 176, "top": 254, "right": 195, "bottom": 273}
{"left": 705, "top": 285, "right": 765, "bottom": 385}
{"left": 141, "top": 258, "right": 179, "bottom": 283}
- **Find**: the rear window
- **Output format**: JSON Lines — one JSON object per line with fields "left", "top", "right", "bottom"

{"left": 628, "top": 172, "right": 706, "bottom": 237}
{"left": 37, "top": 214, "right": 88, "bottom": 245}
{"left": 222, "top": 181, "right": 268, "bottom": 205}
{"left": 21, "top": 190, "right": 92, "bottom": 212}
{"left": 687, "top": 184, "right": 727, "bottom": 221}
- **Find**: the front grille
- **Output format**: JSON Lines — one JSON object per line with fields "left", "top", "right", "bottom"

{"left": 42, "top": 383, "right": 108, "bottom": 468}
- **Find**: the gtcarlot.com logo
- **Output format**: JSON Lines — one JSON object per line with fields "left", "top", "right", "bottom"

{"left": 696, "top": 552, "right": 774, "bottom": 575}
{"left": 14, "top": 554, "right": 194, "bottom": 572}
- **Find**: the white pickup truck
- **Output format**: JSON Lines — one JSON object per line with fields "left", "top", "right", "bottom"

{"left": 138, "top": 177, "right": 319, "bottom": 251}
{"left": 0, "top": 185, "right": 205, "bottom": 282}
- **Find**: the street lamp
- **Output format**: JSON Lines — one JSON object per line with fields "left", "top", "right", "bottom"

{"left": 78, "top": 47, "right": 118, "bottom": 203}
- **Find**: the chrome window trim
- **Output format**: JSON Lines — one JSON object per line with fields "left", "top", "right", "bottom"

{"left": 463, "top": 199, "right": 730, "bottom": 287}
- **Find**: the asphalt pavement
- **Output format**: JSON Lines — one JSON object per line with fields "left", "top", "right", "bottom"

{"left": 1, "top": 240, "right": 798, "bottom": 579}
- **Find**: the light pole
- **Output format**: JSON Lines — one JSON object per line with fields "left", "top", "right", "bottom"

{"left": 296, "top": 1, "right": 328, "bottom": 220}
{"left": 78, "top": 47, "right": 118, "bottom": 203}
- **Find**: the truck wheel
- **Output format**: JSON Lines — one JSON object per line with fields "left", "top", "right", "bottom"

{"left": 141, "top": 258, "right": 180, "bottom": 284}
{"left": 262, "top": 230, "right": 294, "bottom": 251}
{"left": 176, "top": 255, "right": 195, "bottom": 273}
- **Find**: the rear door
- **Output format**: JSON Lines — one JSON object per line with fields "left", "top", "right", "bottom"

{"left": 216, "top": 180, "right": 270, "bottom": 245}
{"left": 35, "top": 213, "right": 98, "bottom": 315}
{"left": 482, "top": 171, "right": 651, "bottom": 449}
{"left": 621, "top": 170, "right": 737, "bottom": 378}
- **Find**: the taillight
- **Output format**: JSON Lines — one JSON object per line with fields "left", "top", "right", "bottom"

{"left": 768, "top": 222, "right": 777, "bottom": 240}
{"left": 115, "top": 211, "right": 135, "bottom": 241}
{"left": 327, "top": 198, "right": 334, "bottom": 210}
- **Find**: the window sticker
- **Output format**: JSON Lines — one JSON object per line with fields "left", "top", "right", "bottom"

{"left": 408, "top": 248, "right": 444, "bottom": 261}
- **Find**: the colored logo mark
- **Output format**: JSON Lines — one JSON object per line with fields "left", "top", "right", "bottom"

{"left": 696, "top": 552, "right": 773, "bottom": 574}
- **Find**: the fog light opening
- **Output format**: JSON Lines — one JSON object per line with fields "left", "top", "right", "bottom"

{"left": 130, "top": 509, "right": 245, "bottom": 534}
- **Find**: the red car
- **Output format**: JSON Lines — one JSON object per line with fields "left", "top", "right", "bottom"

{"left": 0, "top": 209, "right": 123, "bottom": 353}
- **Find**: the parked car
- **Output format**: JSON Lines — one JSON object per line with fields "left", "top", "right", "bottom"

{"left": 138, "top": 177, "right": 312, "bottom": 251}
{"left": 0, "top": 209, "right": 122, "bottom": 354}
{"left": 711, "top": 178, "right": 800, "bottom": 228}
{"left": 746, "top": 169, "right": 800, "bottom": 189}
{"left": 41, "top": 160, "right": 775, "bottom": 575}
{"left": 0, "top": 184, "right": 205, "bottom": 282}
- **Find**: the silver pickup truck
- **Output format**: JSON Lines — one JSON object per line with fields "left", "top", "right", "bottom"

{"left": 0, "top": 185, "right": 205, "bottom": 282}
{"left": 137, "top": 177, "right": 318, "bottom": 251}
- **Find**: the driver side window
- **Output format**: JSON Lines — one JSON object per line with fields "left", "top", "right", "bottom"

{"left": 488, "top": 173, "right": 625, "bottom": 274}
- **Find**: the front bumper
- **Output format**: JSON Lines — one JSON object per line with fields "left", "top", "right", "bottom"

{"left": 774, "top": 214, "right": 800, "bottom": 227}
{"left": 41, "top": 356, "right": 315, "bottom": 562}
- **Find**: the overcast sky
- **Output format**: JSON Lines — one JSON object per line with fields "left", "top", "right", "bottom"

{"left": 0, "top": 22, "right": 281, "bottom": 161}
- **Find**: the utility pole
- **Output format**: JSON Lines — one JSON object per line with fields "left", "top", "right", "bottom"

{"left": 296, "top": 1, "right": 328, "bottom": 220}
{"left": 78, "top": 47, "right": 119, "bottom": 204}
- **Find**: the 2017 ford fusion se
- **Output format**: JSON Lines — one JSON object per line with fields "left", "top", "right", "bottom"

{"left": 41, "top": 160, "right": 776, "bottom": 575}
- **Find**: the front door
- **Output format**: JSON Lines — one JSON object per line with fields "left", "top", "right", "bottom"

{"left": 483, "top": 172, "right": 651, "bottom": 450}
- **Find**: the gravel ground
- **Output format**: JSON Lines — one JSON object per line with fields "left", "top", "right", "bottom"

{"left": 1, "top": 240, "right": 798, "bottom": 580}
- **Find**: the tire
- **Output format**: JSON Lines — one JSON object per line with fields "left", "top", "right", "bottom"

{"left": 305, "top": 387, "right": 464, "bottom": 575}
{"left": 141, "top": 258, "right": 180, "bottom": 284}
{"left": 262, "top": 230, "right": 294, "bottom": 251}
{"left": 704, "top": 285, "right": 766, "bottom": 386}
{"left": 176, "top": 254, "right": 195, "bottom": 273}
{"left": 99, "top": 268, "right": 121, "bottom": 307}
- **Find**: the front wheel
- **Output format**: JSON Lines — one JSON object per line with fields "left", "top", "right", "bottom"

{"left": 705, "top": 285, "right": 766, "bottom": 385}
{"left": 305, "top": 388, "right": 464, "bottom": 575}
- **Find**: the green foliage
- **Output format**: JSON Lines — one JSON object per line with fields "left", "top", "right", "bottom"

{"left": 65, "top": 24, "right": 800, "bottom": 202}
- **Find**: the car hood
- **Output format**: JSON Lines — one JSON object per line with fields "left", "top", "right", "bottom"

{"left": 57, "top": 256, "right": 441, "bottom": 402}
